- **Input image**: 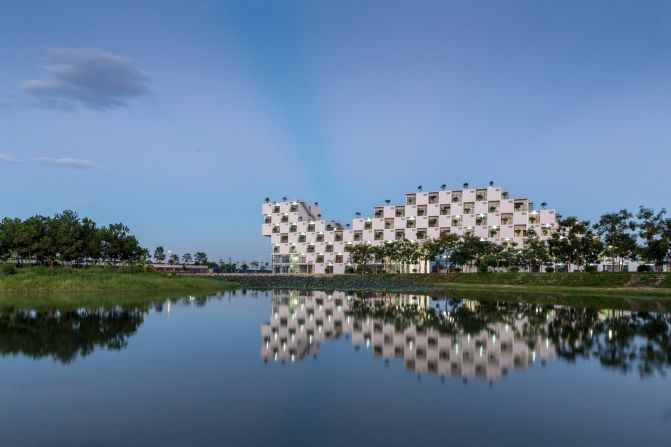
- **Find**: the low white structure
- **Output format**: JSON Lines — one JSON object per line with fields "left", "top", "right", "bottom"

{"left": 262, "top": 185, "right": 558, "bottom": 274}
{"left": 152, "top": 263, "right": 210, "bottom": 274}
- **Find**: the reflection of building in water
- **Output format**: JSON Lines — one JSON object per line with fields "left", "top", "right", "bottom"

{"left": 261, "top": 291, "right": 353, "bottom": 363}
{"left": 353, "top": 310, "right": 555, "bottom": 382}
{"left": 261, "top": 291, "right": 556, "bottom": 381}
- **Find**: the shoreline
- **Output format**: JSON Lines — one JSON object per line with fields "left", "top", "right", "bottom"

{"left": 219, "top": 272, "right": 671, "bottom": 293}
{"left": 2, "top": 269, "right": 671, "bottom": 310}
{"left": 219, "top": 273, "right": 671, "bottom": 310}
{"left": 0, "top": 269, "right": 238, "bottom": 306}
{"left": 438, "top": 282, "right": 671, "bottom": 297}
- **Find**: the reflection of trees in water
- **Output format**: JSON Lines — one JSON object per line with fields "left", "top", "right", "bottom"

{"left": 348, "top": 297, "right": 527, "bottom": 338}
{"left": 0, "top": 292, "right": 233, "bottom": 364}
{"left": 547, "top": 309, "right": 671, "bottom": 378}
{"left": 0, "top": 307, "right": 149, "bottom": 363}
{"left": 348, "top": 296, "right": 671, "bottom": 378}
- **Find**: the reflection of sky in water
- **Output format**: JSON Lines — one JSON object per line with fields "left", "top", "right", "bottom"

{"left": 0, "top": 289, "right": 670, "bottom": 447}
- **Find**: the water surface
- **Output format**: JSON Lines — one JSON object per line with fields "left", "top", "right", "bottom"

{"left": 1, "top": 289, "right": 670, "bottom": 446}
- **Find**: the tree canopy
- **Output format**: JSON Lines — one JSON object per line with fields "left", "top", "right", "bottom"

{"left": 343, "top": 207, "right": 671, "bottom": 273}
{"left": 0, "top": 210, "right": 146, "bottom": 266}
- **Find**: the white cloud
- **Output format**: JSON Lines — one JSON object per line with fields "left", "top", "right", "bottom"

{"left": 20, "top": 48, "right": 151, "bottom": 111}
{"left": 0, "top": 153, "right": 19, "bottom": 162}
{"left": 32, "top": 157, "right": 103, "bottom": 170}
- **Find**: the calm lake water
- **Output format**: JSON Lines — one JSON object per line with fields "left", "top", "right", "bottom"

{"left": 1, "top": 289, "right": 670, "bottom": 447}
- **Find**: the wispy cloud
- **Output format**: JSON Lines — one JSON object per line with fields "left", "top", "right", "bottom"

{"left": 20, "top": 48, "right": 151, "bottom": 111}
{"left": 32, "top": 157, "right": 103, "bottom": 170}
{"left": 0, "top": 153, "right": 19, "bottom": 162}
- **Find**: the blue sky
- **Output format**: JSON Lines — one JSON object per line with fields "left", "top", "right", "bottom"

{"left": 1, "top": 0, "right": 670, "bottom": 262}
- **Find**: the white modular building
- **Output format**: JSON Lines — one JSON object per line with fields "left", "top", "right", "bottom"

{"left": 262, "top": 185, "right": 558, "bottom": 274}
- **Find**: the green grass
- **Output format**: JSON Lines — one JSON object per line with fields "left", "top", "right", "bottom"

{"left": 222, "top": 272, "right": 671, "bottom": 311}
{"left": 388, "top": 272, "right": 671, "bottom": 288}
{"left": 391, "top": 272, "right": 671, "bottom": 309}
{"left": 0, "top": 266, "right": 237, "bottom": 293}
{"left": 0, "top": 266, "right": 239, "bottom": 309}
{"left": 378, "top": 272, "right": 671, "bottom": 305}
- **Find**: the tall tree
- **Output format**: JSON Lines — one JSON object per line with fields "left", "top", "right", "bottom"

{"left": 436, "top": 233, "right": 459, "bottom": 269}
{"left": 0, "top": 218, "right": 22, "bottom": 262}
{"left": 99, "top": 223, "right": 141, "bottom": 266}
{"left": 663, "top": 218, "right": 671, "bottom": 272}
{"left": 346, "top": 243, "right": 375, "bottom": 273}
{"left": 80, "top": 217, "right": 100, "bottom": 263}
{"left": 547, "top": 217, "right": 593, "bottom": 271}
{"left": 637, "top": 207, "right": 669, "bottom": 271}
{"left": 20, "top": 215, "right": 51, "bottom": 265}
{"left": 450, "top": 235, "right": 487, "bottom": 272}
{"left": 122, "top": 236, "right": 143, "bottom": 266}
{"left": 51, "top": 210, "right": 83, "bottom": 264}
{"left": 154, "top": 246, "right": 166, "bottom": 263}
{"left": 594, "top": 210, "right": 637, "bottom": 272}
{"left": 521, "top": 229, "right": 550, "bottom": 272}
{"left": 194, "top": 252, "right": 208, "bottom": 265}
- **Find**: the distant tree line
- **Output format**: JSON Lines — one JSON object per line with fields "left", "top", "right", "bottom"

{"left": 152, "top": 246, "right": 209, "bottom": 266}
{"left": 0, "top": 210, "right": 146, "bottom": 266}
{"left": 0, "top": 211, "right": 244, "bottom": 273}
{"left": 346, "top": 206, "right": 671, "bottom": 273}
{"left": 209, "top": 259, "right": 269, "bottom": 273}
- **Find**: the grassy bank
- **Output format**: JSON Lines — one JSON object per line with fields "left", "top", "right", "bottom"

{"left": 397, "top": 272, "right": 671, "bottom": 288}
{"left": 0, "top": 267, "right": 238, "bottom": 293}
{"left": 222, "top": 272, "right": 671, "bottom": 292}
{"left": 221, "top": 272, "right": 671, "bottom": 310}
